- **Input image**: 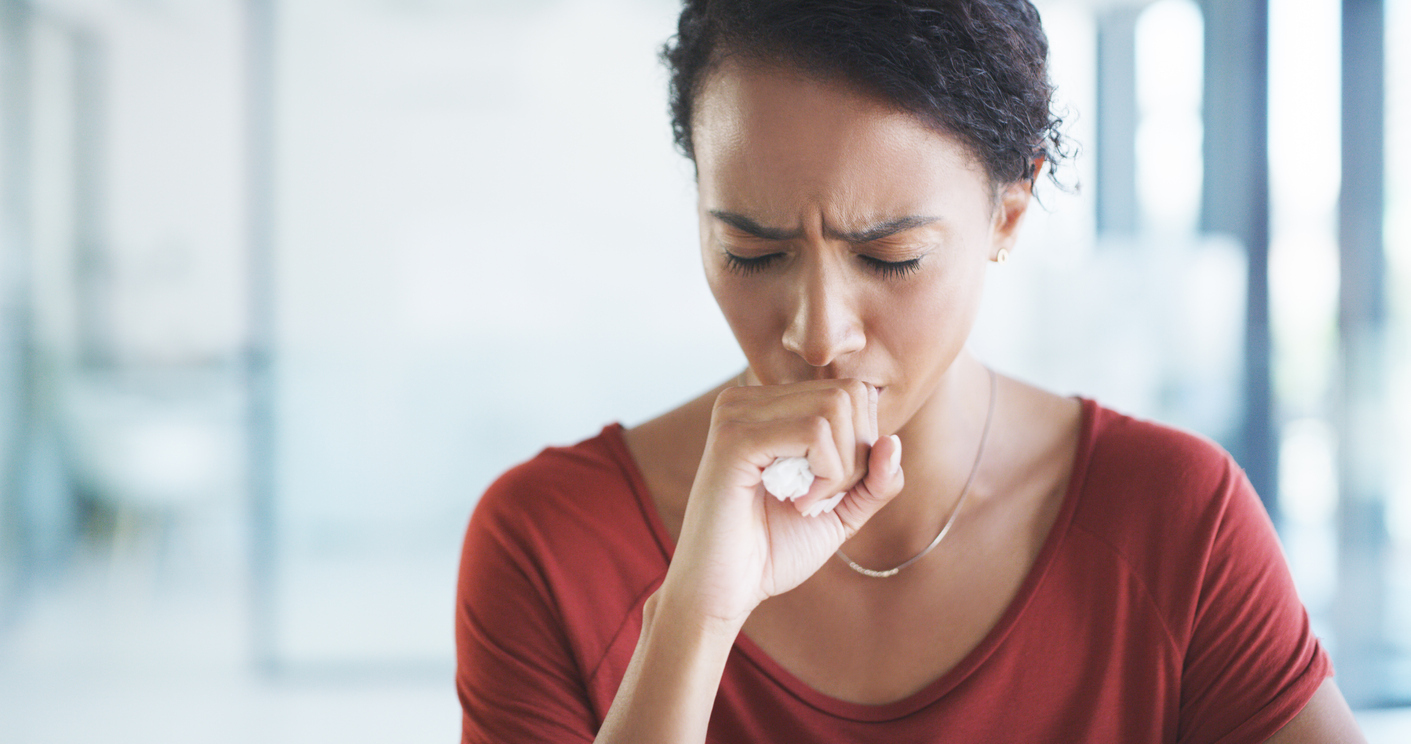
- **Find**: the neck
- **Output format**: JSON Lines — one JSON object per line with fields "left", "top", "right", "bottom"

{"left": 841, "top": 351, "right": 996, "bottom": 571}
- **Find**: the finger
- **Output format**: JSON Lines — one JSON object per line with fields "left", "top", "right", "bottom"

{"left": 720, "top": 377, "right": 858, "bottom": 403}
{"left": 796, "top": 382, "right": 873, "bottom": 513}
{"left": 722, "top": 377, "right": 874, "bottom": 422}
{"left": 801, "top": 413, "right": 849, "bottom": 499}
{"left": 827, "top": 386, "right": 859, "bottom": 487}
{"left": 718, "top": 387, "right": 851, "bottom": 422}
{"left": 868, "top": 384, "right": 879, "bottom": 443}
{"left": 810, "top": 381, "right": 871, "bottom": 517}
{"left": 853, "top": 382, "right": 878, "bottom": 490}
{"left": 713, "top": 380, "right": 872, "bottom": 513}
{"left": 732, "top": 415, "right": 847, "bottom": 495}
{"left": 723, "top": 385, "right": 865, "bottom": 504}
{"left": 828, "top": 434, "right": 904, "bottom": 532}
{"left": 735, "top": 377, "right": 873, "bottom": 395}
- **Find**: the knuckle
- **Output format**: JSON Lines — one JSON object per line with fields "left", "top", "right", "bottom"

{"left": 826, "top": 388, "right": 852, "bottom": 415}
{"left": 712, "top": 388, "right": 752, "bottom": 420}
{"left": 714, "top": 385, "right": 745, "bottom": 406}
{"left": 807, "top": 415, "right": 833, "bottom": 442}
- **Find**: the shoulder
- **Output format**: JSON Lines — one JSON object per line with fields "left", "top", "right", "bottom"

{"left": 474, "top": 426, "right": 631, "bottom": 527}
{"left": 1087, "top": 404, "right": 1239, "bottom": 494}
{"left": 457, "top": 427, "right": 657, "bottom": 737}
{"left": 1065, "top": 403, "right": 1276, "bottom": 639}
{"left": 1051, "top": 403, "right": 1330, "bottom": 742}
{"left": 458, "top": 425, "right": 671, "bottom": 703}
{"left": 1072, "top": 403, "right": 1247, "bottom": 548}
{"left": 468, "top": 425, "right": 665, "bottom": 570}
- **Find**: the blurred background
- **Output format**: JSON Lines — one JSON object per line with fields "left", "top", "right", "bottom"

{"left": 0, "top": 0, "right": 1406, "bottom": 741}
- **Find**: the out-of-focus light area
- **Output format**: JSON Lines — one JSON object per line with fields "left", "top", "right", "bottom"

{"left": 0, "top": 0, "right": 1406, "bottom": 741}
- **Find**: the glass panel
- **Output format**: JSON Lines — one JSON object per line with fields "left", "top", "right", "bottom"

{"left": 1383, "top": 0, "right": 1411, "bottom": 702}
{"left": 1268, "top": 0, "right": 1342, "bottom": 649}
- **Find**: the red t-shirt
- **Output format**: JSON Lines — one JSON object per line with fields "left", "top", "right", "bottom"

{"left": 456, "top": 400, "right": 1331, "bottom": 742}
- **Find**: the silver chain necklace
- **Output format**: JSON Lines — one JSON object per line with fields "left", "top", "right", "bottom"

{"left": 835, "top": 367, "right": 998, "bottom": 578}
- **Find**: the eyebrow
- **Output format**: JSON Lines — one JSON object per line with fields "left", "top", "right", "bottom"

{"left": 708, "top": 210, "right": 940, "bottom": 243}
{"left": 708, "top": 210, "right": 802, "bottom": 241}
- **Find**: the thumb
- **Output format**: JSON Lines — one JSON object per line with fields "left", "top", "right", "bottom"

{"left": 833, "top": 434, "right": 904, "bottom": 537}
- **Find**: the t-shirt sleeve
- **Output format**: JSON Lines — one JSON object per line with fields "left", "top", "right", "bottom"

{"left": 1176, "top": 458, "right": 1332, "bottom": 743}
{"left": 456, "top": 472, "right": 598, "bottom": 744}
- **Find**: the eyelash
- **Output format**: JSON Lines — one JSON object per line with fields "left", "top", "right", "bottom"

{"left": 860, "top": 255, "right": 923, "bottom": 279}
{"left": 723, "top": 252, "right": 922, "bottom": 279}
{"left": 723, "top": 252, "right": 784, "bottom": 275}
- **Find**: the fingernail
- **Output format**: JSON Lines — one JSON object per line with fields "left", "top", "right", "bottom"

{"left": 888, "top": 435, "right": 902, "bottom": 474}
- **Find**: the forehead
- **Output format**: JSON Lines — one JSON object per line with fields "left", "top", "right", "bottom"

{"left": 691, "top": 60, "right": 991, "bottom": 221}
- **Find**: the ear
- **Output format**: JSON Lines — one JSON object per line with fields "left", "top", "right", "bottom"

{"left": 989, "top": 160, "right": 1040, "bottom": 260}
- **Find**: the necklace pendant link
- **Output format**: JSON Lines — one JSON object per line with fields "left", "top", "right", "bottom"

{"left": 834, "top": 367, "right": 998, "bottom": 579}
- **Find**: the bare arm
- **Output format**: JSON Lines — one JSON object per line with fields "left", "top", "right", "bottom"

{"left": 1264, "top": 679, "right": 1366, "bottom": 744}
{"left": 593, "top": 590, "right": 741, "bottom": 742}
{"left": 593, "top": 380, "right": 905, "bottom": 743}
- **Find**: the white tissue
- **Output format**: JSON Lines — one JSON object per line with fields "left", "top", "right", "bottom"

{"left": 761, "top": 456, "right": 814, "bottom": 501}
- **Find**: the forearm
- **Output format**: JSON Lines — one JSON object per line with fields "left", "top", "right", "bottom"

{"left": 594, "top": 588, "right": 743, "bottom": 744}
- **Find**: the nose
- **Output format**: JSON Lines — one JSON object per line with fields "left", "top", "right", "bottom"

{"left": 781, "top": 257, "right": 866, "bottom": 368}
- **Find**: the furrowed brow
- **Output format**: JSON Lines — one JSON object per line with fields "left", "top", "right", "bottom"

{"left": 826, "top": 215, "right": 941, "bottom": 243}
{"left": 709, "top": 210, "right": 804, "bottom": 241}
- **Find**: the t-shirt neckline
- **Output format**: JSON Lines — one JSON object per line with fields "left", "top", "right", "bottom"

{"left": 600, "top": 396, "right": 1100, "bottom": 722}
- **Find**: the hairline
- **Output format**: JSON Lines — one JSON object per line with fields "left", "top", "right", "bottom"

{"left": 689, "top": 49, "right": 1013, "bottom": 208}
{"left": 687, "top": 46, "right": 1014, "bottom": 202}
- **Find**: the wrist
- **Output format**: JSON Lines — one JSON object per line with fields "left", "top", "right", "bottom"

{"left": 646, "top": 585, "right": 749, "bottom": 645}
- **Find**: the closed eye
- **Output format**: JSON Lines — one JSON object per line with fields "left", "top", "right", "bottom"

{"left": 860, "top": 255, "right": 922, "bottom": 279}
{"left": 723, "top": 251, "right": 784, "bottom": 275}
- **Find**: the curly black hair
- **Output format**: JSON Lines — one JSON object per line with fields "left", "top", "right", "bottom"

{"left": 661, "top": 0, "right": 1067, "bottom": 190}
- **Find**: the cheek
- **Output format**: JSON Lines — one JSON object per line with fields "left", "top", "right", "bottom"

{"left": 887, "top": 257, "right": 982, "bottom": 326}
{"left": 875, "top": 288, "right": 948, "bottom": 356}
{"left": 704, "top": 266, "right": 784, "bottom": 349}
{"left": 867, "top": 261, "right": 987, "bottom": 371}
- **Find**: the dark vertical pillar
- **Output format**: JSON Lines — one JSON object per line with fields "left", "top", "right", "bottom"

{"left": 1199, "top": 0, "right": 1276, "bottom": 516}
{"left": 1096, "top": 6, "right": 1141, "bottom": 236}
{"left": 245, "top": 0, "right": 279, "bottom": 675}
{"left": 0, "top": 0, "right": 34, "bottom": 619}
{"left": 1335, "top": 0, "right": 1388, "bottom": 709}
{"left": 72, "top": 28, "right": 112, "bottom": 368}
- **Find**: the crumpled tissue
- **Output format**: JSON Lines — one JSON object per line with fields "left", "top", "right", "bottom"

{"left": 762, "top": 457, "right": 813, "bottom": 501}
{"left": 762, "top": 457, "right": 846, "bottom": 517}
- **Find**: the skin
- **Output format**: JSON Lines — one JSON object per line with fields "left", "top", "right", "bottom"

{"left": 601, "top": 59, "right": 1364, "bottom": 743}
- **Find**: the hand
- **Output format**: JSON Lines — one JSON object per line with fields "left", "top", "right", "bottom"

{"left": 657, "top": 379, "right": 906, "bottom": 629}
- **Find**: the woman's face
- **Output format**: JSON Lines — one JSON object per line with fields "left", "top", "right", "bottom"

{"left": 692, "top": 61, "right": 1032, "bottom": 435}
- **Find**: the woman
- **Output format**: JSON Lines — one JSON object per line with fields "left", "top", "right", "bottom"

{"left": 456, "top": 1, "right": 1364, "bottom": 741}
